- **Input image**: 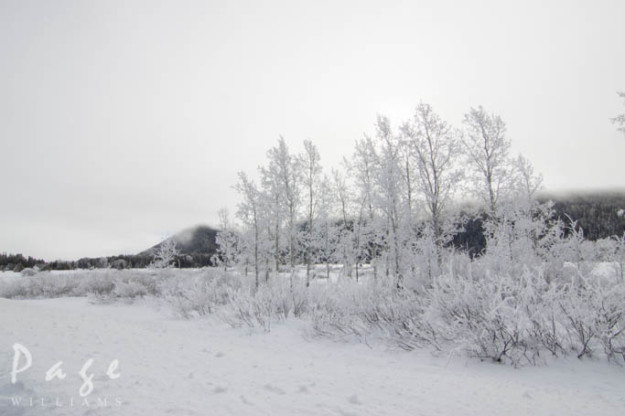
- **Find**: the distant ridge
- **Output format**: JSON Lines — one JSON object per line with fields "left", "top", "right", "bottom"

{"left": 140, "top": 225, "right": 219, "bottom": 256}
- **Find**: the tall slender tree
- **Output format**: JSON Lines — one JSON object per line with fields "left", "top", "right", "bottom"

{"left": 333, "top": 168, "right": 354, "bottom": 278}
{"left": 235, "top": 172, "right": 264, "bottom": 289}
{"left": 349, "top": 135, "right": 380, "bottom": 279}
{"left": 612, "top": 91, "right": 625, "bottom": 136}
{"left": 401, "top": 103, "right": 462, "bottom": 244}
{"left": 299, "top": 139, "right": 322, "bottom": 285}
{"left": 373, "top": 115, "right": 406, "bottom": 286}
{"left": 261, "top": 137, "right": 301, "bottom": 284}
{"left": 315, "top": 175, "right": 337, "bottom": 280}
{"left": 214, "top": 207, "right": 239, "bottom": 271}
{"left": 462, "top": 106, "right": 512, "bottom": 215}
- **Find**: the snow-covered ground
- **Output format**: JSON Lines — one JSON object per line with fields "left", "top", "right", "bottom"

{"left": 0, "top": 271, "right": 22, "bottom": 283}
{"left": 1, "top": 297, "right": 624, "bottom": 416}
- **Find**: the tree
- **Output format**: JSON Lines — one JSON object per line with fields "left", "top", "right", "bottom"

{"left": 260, "top": 162, "right": 283, "bottom": 275}
{"left": 235, "top": 172, "right": 267, "bottom": 290}
{"left": 333, "top": 168, "right": 355, "bottom": 278}
{"left": 612, "top": 91, "right": 625, "bottom": 136}
{"left": 261, "top": 137, "right": 302, "bottom": 282}
{"left": 401, "top": 103, "right": 462, "bottom": 244}
{"left": 315, "top": 175, "right": 339, "bottom": 279}
{"left": 513, "top": 154, "right": 543, "bottom": 203}
{"left": 372, "top": 115, "right": 407, "bottom": 286}
{"left": 348, "top": 135, "right": 380, "bottom": 279}
{"left": 213, "top": 208, "right": 239, "bottom": 272}
{"left": 299, "top": 139, "right": 322, "bottom": 285}
{"left": 462, "top": 106, "right": 513, "bottom": 215}
{"left": 149, "top": 238, "right": 179, "bottom": 268}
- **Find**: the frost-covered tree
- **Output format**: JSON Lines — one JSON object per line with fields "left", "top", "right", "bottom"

{"left": 401, "top": 103, "right": 462, "bottom": 244}
{"left": 349, "top": 135, "right": 380, "bottom": 279}
{"left": 314, "top": 175, "right": 339, "bottom": 279}
{"left": 260, "top": 164, "right": 283, "bottom": 275}
{"left": 512, "top": 154, "right": 543, "bottom": 203}
{"left": 261, "top": 137, "right": 302, "bottom": 282}
{"left": 372, "top": 115, "right": 409, "bottom": 286}
{"left": 612, "top": 91, "right": 625, "bottom": 136}
{"left": 333, "top": 168, "right": 356, "bottom": 278}
{"left": 478, "top": 153, "right": 548, "bottom": 272}
{"left": 149, "top": 238, "right": 179, "bottom": 269}
{"left": 213, "top": 208, "right": 239, "bottom": 272}
{"left": 235, "top": 172, "right": 271, "bottom": 289}
{"left": 462, "top": 106, "right": 513, "bottom": 215}
{"left": 299, "top": 139, "right": 322, "bottom": 285}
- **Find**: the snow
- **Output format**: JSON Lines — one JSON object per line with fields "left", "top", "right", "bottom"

{"left": 1, "top": 297, "right": 624, "bottom": 416}
{"left": 0, "top": 271, "right": 22, "bottom": 282}
{"left": 591, "top": 262, "right": 622, "bottom": 281}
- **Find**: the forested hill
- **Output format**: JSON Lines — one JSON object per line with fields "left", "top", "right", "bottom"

{"left": 140, "top": 225, "right": 219, "bottom": 256}
{"left": 538, "top": 190, "right": 625, "bottom": 240}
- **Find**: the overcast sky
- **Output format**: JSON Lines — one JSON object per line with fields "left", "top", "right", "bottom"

{"left": 1, "top": 0, "right": 624, "bottom": 261}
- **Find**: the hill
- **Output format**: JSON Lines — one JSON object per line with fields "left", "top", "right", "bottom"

{"left": 140, "top": 225, "right": 219, "bottom": 256}
{"left": 135, "top": 225, "right": 219, "bottom": 268}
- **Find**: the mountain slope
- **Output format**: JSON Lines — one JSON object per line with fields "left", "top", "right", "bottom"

{"left": 141, "top": 225, "right": 219, "bottom": 256}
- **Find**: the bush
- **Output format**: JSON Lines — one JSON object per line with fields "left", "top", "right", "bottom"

{"left": 3, "top": 225, "right": 625, "bottom": 368}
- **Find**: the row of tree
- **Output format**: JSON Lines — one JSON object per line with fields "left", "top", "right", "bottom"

{"left": 0, "top": 253, "right": 44, "bottom": 272}
{"left": 218, "top": 103, "right": 556, "bottom": 289}
{"left": 0, "top": 252, "right": 217, "bottom": 273}
{"left": 546, "top": 192, "right": 625, "bottom": 241}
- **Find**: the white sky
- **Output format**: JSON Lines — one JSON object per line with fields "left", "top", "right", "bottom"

{"left": 1, "top": 0, "right": 624, "bottom": 261}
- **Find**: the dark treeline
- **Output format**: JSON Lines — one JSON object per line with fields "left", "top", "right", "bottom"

{"left": 0, "top": 252, "right": 216, "bottom": 272}
{"left": 543, "top": 192, "right": 625, "bottom": 240}
{"left": 0, "top": 253, "right": 44, "bottom": 272}
{"left": 451, "top": 192, "right": 625, "bottom": 256}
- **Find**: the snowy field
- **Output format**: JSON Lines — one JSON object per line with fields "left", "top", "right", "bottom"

{"left": 1, "top": 293, "right": 625, "bottom": 416}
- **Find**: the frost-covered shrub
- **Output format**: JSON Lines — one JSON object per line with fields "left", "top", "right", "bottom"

{"left": 426, "top": 269, "right": 540, "bottom": 365}
{"left": 113, "top": 279, "right": 149, "bottom": 299}
{"left": 305, "top": 247, "right": 625, "bottom": 365}
{"left": 525, "top": 276, "right": 566, "bottom": 357}
{"left": 595, "top": 284, "right": 625, "bottom": 361}
{"left": 613, "top": 233, "right": 625, "bottom": 281}
{"left": 21, "top": 268, "right": 37, "bottom": 277}
{"left": 0, "top": 268, "right": 226, "bottom": 304}
{"left": 306, "top": 277, "right": 433, "bottom": 350}
{"left": 309, "top": 279, "right": 378, "bottom": 340}
{"left": 75, "top": 272, "right": 116, "bottom": 296}
{"left": 217, "top": 275, "right": 311, "bottom": 331}
{"left": 0, "top": 273, "right": 83, "bottom": 298}
{"left": 556, "top": 272, "right": 625, "bottom": 360}
{"left": 161, "top": 269, "right": 242, "bottom": 318}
